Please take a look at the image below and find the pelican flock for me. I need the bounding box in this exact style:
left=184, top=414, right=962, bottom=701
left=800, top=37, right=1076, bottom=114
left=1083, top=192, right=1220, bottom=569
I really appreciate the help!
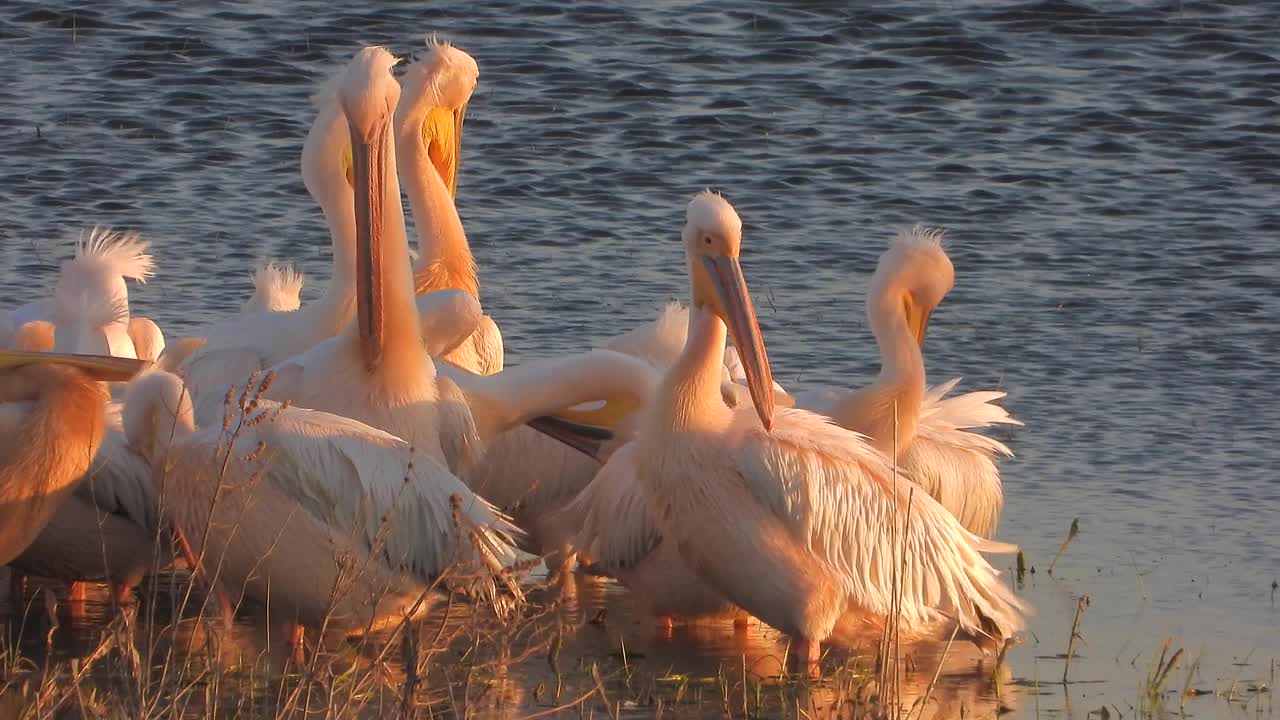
left=0, top=35, right=1027, bottom=675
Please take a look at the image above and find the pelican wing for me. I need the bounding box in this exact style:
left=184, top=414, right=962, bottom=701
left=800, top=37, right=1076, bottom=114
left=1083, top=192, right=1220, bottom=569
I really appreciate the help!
left=918, top=378, right=1021, bottom=455
left=907, top=379, right=1021, bottom=538
left=416, top=289, right=482, bottom=358
left=80, top=406, right=160, bottom=531
left=729, top=408, right=1026, bottom=640
left=442, top=315, right=504, bottom=375
left=183, top=347, right=270, bottom=427
left=434, top=375, right=484, bottom=475
left=238, top=406, right=520, bottom=583
left=565, top=443, right=660, bottom=573
left=603, top=302, right=690, bottom=370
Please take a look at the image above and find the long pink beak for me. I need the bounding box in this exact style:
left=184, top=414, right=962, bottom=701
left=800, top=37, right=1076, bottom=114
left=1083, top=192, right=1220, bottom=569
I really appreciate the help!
left=702, top=255, right=775, bottom=431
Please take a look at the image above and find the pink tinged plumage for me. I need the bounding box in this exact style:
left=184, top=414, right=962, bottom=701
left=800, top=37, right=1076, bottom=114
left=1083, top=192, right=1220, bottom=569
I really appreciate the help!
left=634, top=193, right=1029, bottom=668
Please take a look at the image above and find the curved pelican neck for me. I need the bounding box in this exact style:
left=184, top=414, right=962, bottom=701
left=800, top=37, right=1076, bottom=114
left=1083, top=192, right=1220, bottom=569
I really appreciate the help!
left=830, top=294, right=925, bottom=454
left=394, top=89, right=478, bottom=299
left=451, top=351, right=657, bottom=440
left=652, top=304, right=730, bottom=433
left=301, top=104, right=359, bottom=329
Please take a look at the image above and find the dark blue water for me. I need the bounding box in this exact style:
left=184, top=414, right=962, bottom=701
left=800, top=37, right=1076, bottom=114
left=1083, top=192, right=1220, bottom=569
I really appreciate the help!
left=1, top=1, right=1277, bottom=716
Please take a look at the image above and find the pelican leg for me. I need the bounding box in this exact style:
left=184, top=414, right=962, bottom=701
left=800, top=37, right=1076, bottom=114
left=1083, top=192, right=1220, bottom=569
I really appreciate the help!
left=789, top=636, right=821, bottom=677
left=550, top=547, right=576, bottom=588
left=174, top=527, right=233, bottom=628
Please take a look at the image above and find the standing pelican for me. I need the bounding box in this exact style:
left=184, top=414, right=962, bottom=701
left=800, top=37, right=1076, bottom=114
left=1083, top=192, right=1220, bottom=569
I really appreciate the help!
left=176, top=73, right=360, bottom=401
left=462, top=300, right=793, bottom=562
left=626, top=192, right=1025, bottom=667
left=241, top=261, right=305, bottom=315
left=793, top=227, right=1021, bottom=537
left=0, top=351, right=147, bottom=566
left=264, top=47, right=653, bottom=483
left=397, top=39, right=503, bottom=375
left=123, top=367, right=520, bottom=648
left=1, top=229, right=163, bottom=360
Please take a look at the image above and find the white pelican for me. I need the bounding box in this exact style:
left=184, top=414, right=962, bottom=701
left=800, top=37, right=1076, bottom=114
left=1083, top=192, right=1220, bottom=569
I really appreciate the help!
left=624, top=192, right=1026, bottom=667
left=241, top=261, right=304, bottom=315
left=462, top=301, right=794, bottom=563
left=397, top=39, right=503, bottom=375
left=1, top=229, right=163, bottom=361
left=258, top=47, right=641, bottom=475
left=793, top=227, right=1021, bottom=537
left=122, top=367, right=520, bottom=644
left=175, top=72, right=360, bottom=399
left=0, top=351, right=147, bottom=566
left=5, top=300, right=166, bottom=603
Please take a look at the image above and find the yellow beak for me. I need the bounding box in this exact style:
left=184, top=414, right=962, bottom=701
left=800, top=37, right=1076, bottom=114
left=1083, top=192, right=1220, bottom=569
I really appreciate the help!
left=0, top=350, right=148, bottom=382
left=421, top=102, right=467, bottom=198
left=350, top=120, right=390, bottom=372
left=703, top=256, right=775, bottom=431
left=904, top=295, right=932, bottom=348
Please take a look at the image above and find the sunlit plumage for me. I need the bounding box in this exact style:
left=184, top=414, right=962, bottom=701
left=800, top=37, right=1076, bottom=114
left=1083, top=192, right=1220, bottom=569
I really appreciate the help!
left=398, top=39, right=503, bottom=375
left=241, top=261, right=305, bottom=315
left=625, top=193, right=1027, bottom=666
left=2, top=228, right=164, bottom=361
left=0, top=352, right=146, bottom=566
left=123, top=367, right=519, bottom=633
left=176, top=76, right=360, bottom=403
left=10, top=401, right=164, bottom=603
left=793, top=227, right=1021, bottom=537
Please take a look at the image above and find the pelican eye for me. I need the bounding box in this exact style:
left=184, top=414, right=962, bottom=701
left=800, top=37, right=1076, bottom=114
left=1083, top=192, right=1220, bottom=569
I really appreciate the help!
left=703, top=235, right=713, bottom=245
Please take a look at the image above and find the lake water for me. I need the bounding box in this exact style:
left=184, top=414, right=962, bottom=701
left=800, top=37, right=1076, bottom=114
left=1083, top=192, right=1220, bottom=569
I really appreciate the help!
left=1, top=0, right=1278, bottom=717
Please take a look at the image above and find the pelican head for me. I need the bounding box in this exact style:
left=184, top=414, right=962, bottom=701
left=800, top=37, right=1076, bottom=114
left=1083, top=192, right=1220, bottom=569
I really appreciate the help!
left=683, top=191, right=775, bottom=431
left=339, top=47, right=403, bottom=371
left=869, top=226, right=955, bottom=347
left=400, top=38, right=479, bottom=197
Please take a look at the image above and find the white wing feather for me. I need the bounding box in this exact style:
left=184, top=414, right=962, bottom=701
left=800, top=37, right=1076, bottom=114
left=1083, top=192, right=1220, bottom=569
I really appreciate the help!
left=220, top=404, right=520, bottom=582
left=729, top=408, right=1026, bottom=640
left=565, top=443, right=660, bottom=573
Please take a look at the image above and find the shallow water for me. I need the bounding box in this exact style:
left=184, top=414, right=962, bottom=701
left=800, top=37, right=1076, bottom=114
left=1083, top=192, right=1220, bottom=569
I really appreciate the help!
left=1, top=0, right=1278, bottom=716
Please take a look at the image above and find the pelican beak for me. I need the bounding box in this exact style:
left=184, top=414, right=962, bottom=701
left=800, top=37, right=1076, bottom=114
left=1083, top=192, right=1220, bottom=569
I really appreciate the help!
left=0, top=350, right=148, bottom=382
left=904, top=295, right=932, bottom=348
left=526, top=416, right=614, bottom=461
left=526, top=393, right=642, bottom=461
left=351, top=116, right=391, bottom=372
left=451, top=102, right=466, bottom=197
left=422, top=102, right=466, bottom=198
left=703, top=256, right=775, bottom=431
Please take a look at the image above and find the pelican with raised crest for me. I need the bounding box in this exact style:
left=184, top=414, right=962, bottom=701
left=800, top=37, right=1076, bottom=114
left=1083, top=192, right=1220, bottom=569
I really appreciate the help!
left=793, top=227, right=1021, bottom=537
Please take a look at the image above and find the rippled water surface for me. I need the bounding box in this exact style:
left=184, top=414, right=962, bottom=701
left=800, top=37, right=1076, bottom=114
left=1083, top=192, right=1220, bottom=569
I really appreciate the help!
left=1, top=0, right=1278, bottom=717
